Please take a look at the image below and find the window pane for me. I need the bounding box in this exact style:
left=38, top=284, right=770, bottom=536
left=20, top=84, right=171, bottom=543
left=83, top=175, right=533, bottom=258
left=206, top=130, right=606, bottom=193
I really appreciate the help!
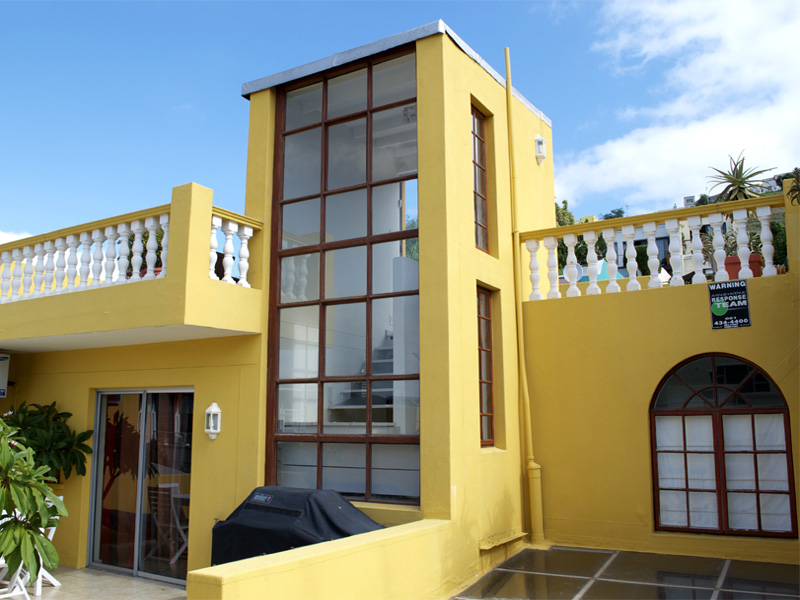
left=285, top=83, right=322, bottom=130
left=688, top=492, right=718, bottom=528
left=371, top=444, right=419, bottom=500
left=372, top=180, right=418, bottom=236
left=328, top=118, right=366, bottom=190
left=481, top=416, right=494, bottom=442
left=282, top=198, right=320, bottom=249
left=276, top=442, right=317, bottom=488
left=760, top=494, right=792, bottom=532
left=279, top=306, right=319, bottom=379
left=277, top=384, right=317, bottom=433
left=685, top=416, right=713, bottom=451
left=658, top=453, right=685, bottom=488
left=754, top=414, right=786, bottom=450
left=675, top=357, right=714, bottom=390
left=284, top=127, right=321, bottom=200
left=322, top=443, right=365, bottom=497
left=324, top=246, right=366, bottom=298
left=280, top=253, right=320, bottom=303
left=740, top=373, right=782, bottom=406
left=727, top=492, right=758, bottom=529
left=324, top=381, right=366, bottom=435
left=372, top=104, right=417, bottom=182
left=655, top=416, right=683, bottom=451
left=687, top=454, right=716, bottom=490
left=325, top=189, right=367, bottom=242
left=725, top=454, right=755, bottom=490
left=372, top=240, right=419, bottom=295
left=372, top=380, right=419, bottom=436
left=480, top=382, right=493, bottom=413
left=328, top=69, right=367, bottom=119
left=714, top=357, right=753, bottom=387
left=372, top=54, right=415, bottom=107
left=325, top=302, right=366, bottom=376
left=654, top=378, right=693, bottom=410
left=478, top=318, right=491, bottom=349
left=757, top=455, right=789, bottom=491
left=659, top=490, right=687, bottom=526
left=723, top=415, right=753, bottom=451
left=371, top=296, right=419, bottom=376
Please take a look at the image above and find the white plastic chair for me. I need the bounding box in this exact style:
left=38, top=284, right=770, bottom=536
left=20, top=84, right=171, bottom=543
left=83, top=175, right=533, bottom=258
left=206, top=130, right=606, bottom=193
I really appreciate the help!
left=31, top=496, right=62, bottom=597
left=0, top=562, right=31, bottom=600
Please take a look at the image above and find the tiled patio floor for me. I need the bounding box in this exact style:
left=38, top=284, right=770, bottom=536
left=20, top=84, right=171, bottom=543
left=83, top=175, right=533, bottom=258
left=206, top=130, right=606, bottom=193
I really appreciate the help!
left=36, top=566, right=185, bottom=600
left=454, top=547, right=800, bottom=600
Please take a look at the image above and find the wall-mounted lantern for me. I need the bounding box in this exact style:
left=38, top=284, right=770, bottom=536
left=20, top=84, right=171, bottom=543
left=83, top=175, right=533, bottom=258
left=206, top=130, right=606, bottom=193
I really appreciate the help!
left=205, top=402, right=222, bottom=439
left=535, top=135, right=547, bottom=164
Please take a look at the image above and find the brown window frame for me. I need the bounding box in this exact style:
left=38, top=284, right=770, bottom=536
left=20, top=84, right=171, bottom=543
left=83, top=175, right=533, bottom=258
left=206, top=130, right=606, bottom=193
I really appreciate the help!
left=477, top=287, right=494, bottom=445
left=267, top=48, right=420, bottom=505
left=472, top=107, right=489, bottom=252
left=650, top=354, right=797, bottom=538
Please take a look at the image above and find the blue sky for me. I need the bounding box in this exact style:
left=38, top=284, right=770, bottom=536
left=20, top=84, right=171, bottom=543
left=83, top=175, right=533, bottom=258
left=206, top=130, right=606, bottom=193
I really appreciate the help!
left=1, top=0, right=798, bottom=242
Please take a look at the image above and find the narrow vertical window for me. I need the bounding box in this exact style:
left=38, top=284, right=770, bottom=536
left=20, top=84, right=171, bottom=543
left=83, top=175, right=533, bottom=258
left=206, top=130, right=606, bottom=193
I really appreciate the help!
left=477, top=287, right=494, bottom=445
left=472, top=107, right=488, bottom=251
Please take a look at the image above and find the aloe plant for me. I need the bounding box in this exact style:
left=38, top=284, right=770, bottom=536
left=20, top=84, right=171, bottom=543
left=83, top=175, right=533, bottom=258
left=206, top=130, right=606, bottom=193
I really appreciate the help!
left=0, top=421, right=67, bottom=582
left=708, top=153, right=775, bottom=202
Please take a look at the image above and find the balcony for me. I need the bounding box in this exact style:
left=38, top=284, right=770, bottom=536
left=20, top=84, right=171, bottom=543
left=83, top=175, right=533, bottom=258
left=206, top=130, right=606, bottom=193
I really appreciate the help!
left=0, top=183, right=264, bottom=353
left=520, top=191, right=792, bottom=301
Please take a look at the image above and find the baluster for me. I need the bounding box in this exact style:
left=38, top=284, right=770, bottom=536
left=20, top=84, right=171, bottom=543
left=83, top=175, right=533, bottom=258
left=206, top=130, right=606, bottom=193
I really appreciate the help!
left=525, top=239, right=543, bottom=301
left=237, top=225, right=253, bottom=288
left=143, top=217, right=159, bottom=280
left=78, top=232, right=92, bottom=289
left=220, top=220, right=238, bottom=284
left=104, top=226, right=118, bottom=285
left=756, top=206, right=776, bottom=276
left=0, top=252, right=11, bottom=303
left=295, top=254, right=309, bottom=301
left=282, top=256, right=296, bottom=301
left=707, top=213, right=728, bottom=281
left=621, top=225, right=640, bottom=291
left=90, top=230, right=104, bottom=287
left=33, top=243, right=45, bottom=297
left=55, top=238, right=67, bottom=293
left=158, top=214, right=169, bottom=278
left=642, top=222, right=662, bottom=289
left=584, top=231, right=600, bottom=295
left=685, top=216, right=705, bottom=283
left=602, top=228, right=620, bottom=294
left=130, top=220, right=145, bottom=281
left=210, top=216, right=222, bottom=279
left=563, top=233, right=580, bottom=297
left=117, top=224, right=131, bottom=284
left=732, top=208, right=752, bottom=279
left=543, top=236, right=561, bottom=299
left=665, top=219, right=684, bottom=286
left=43, top=241, right=56, bottom=294
left=11, top=249, right=22, bottom=301
left=66, top=234, right=80, bottom=290
left=22, top=246, right=34, bottom=298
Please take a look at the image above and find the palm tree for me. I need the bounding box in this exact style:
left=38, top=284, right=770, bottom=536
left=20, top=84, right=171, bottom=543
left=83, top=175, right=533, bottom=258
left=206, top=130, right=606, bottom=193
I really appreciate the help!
left=708, top=153, right=774, bottom=202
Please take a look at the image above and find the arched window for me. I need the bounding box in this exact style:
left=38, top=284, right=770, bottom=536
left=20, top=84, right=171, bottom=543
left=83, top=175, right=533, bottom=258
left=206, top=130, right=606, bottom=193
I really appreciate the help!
left=651, top=354, right=797, bottom=537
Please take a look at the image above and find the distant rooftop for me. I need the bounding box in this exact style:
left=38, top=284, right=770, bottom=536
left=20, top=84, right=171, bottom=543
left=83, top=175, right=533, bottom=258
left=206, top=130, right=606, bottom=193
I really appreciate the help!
left=241, top=19, right=550, bottom=126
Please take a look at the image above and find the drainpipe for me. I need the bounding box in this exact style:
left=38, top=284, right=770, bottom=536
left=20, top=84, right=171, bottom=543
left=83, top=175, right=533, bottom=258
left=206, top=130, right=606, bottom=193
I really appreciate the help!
left=505, top=48, right=547, bottom=547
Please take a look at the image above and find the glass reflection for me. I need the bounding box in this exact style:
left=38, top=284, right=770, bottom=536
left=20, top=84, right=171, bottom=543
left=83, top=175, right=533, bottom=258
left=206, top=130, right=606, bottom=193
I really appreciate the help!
left=372, top=239, right=418, bottom=295
left=280, top=253, right=319, bottom=303
left=372, top=179, right=418, bottom=235
left=326, top=189, right=367, bottom=242
left=372, top=104, right=417, bottom=182
left=277, top=384, right=318, bottom=433
left=277, top=442, right=317, bottom=489
left=324, top=246, right=366, bottom=298
left=285, top=83, right=322, bottom=130
left=371, top=444, right=419, bottom=500
left=372, top=54, right=416, bottom=108
left=279, top=306, right=319, bottom=379
left=324, top=381, right=367, bottom=434
left=372, top=381, right=420, bottom=436
left=371, top=296, right=419, bottom=376
left=328, top=118, right=366, bottom=190
left=284, top=128, right=321, bottom=200
left=325, top=302, right=366, bottom=376
left=322, top=443, right=365, bottom=497
left=328, top=69, right=367, bottom=119
left=282, top=199, right=320, bottom=249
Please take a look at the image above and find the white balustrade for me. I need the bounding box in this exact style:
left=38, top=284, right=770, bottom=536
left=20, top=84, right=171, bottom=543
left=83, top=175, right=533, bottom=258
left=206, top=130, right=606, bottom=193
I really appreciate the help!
left=521, top=198, right=784, bottom=302
left=208, top=213, right=260, bottom=288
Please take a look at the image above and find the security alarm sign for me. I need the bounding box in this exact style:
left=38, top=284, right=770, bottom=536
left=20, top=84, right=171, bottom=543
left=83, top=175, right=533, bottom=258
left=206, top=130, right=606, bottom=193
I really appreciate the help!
left=0, top=354, right=9, bottom=398
left=709, top=280, right=751, bottom=330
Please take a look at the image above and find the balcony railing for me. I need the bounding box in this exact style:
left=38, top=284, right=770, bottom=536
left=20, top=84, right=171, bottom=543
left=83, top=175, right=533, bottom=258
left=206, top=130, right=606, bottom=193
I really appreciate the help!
left=0, top=203, right=259, bottom=303
left=520, top=194, right=788, bottom=301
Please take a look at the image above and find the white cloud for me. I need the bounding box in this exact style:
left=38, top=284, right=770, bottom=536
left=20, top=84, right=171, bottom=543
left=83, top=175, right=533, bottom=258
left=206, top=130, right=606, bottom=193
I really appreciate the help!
left=556, top=0, right=800, bottom=215
left=0, top=231, right=32, bottom=246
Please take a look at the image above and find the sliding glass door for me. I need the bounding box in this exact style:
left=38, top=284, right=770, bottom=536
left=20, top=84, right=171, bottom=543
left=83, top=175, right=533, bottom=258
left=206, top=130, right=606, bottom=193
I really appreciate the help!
left=91, top=390, right=193, bottom=582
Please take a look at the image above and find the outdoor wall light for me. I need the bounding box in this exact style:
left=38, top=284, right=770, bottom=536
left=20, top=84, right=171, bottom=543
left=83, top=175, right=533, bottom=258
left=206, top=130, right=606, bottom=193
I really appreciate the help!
left=205, top=402, right=222, bottom=440
left=535, top=135, right=547, bottom=164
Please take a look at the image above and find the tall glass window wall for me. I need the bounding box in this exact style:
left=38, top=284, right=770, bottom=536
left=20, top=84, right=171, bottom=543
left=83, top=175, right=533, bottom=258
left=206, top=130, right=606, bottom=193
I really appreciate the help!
left=271, top=51, right=420, bottom=503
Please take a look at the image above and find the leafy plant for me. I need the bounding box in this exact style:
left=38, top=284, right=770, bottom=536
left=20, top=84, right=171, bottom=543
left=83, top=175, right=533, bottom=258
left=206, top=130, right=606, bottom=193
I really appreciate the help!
left=708, top=153, right=775, bottom=202
left=3, top=402, right=93, bottom=480
left=784, top=167, right=800, bottom=206
left=0, top=420, right=67, bottom=582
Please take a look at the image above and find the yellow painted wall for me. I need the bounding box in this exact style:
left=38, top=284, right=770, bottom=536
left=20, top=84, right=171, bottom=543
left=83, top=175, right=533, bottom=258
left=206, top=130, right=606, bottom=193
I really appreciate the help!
left=524, top=266, right=799, bottom=564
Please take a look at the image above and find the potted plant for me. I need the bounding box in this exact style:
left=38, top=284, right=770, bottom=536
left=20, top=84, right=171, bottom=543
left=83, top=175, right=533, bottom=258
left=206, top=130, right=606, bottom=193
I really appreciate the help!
left=2, top=402, right=93, bottom=482
left=0, top=420, right=67, bottom=583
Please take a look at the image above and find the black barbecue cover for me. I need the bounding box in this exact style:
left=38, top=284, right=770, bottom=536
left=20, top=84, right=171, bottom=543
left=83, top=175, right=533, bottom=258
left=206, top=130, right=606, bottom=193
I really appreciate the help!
left=211, top=486, right=384, bottom=565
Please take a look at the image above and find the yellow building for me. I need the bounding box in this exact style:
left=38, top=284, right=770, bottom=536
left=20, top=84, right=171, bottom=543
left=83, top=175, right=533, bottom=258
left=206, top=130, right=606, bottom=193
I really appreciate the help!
left=0, top=21, right=796, bottom=599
